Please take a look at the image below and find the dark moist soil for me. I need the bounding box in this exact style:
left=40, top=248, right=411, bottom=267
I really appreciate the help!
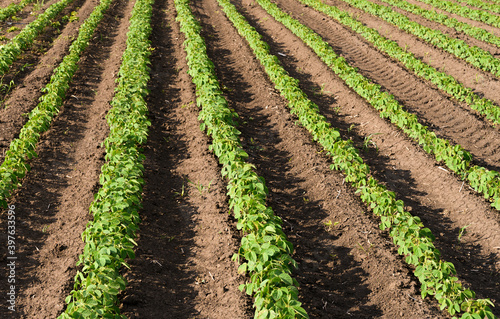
left=1, top=0, right=500, bottom=318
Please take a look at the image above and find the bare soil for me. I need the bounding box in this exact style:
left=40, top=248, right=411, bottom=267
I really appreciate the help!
left=1, top=0, right=500, bottom=318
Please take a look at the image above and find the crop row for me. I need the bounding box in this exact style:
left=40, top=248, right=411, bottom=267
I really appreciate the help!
left=454, top=0, right=500, bottom=15
left=0, top=0, right=109, bottom=211
left=378, top=0, right=500, bottom=49
left=218, top=0, right=496, bottom=317
left=0, top=0, right=35, bottom=21
left=175, top=0, right=310, bottom=318
left=0, top=0, right=75, bottom=75
left=415, top=0, right=500, bottom=29
left=337, top=0, right=500, bottom=78
left=285, top=0, right=500, bottom=215
left=58, top=0, right=153, bottom=317
left=294, top=0, right=500, bottom=127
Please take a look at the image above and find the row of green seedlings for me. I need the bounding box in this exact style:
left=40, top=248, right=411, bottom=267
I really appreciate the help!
left=337, top=0, right=500, bottom=78
left=58, top=0, right=153, bottom=317
left=296, top=0, right=500, bottom=127
left=0, top=0, right=35, bottom=21
left=219, top=0, right=496, bottom=317
left=453, top=0, right=500, bottom=15
left=0, top=0, right=74, bottom=75
left=405, top=0, right=500, bottom=29
left=378, top=0, right=500, bottom=49
left=174, top=0, right=308, bottom=318
left=0, top=0, right=111, bottom=211
left=279, top=0, right=500, bottom=213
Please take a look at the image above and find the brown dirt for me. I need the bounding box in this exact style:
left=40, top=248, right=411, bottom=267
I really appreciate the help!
left=1, top=0, right=500, bottom=318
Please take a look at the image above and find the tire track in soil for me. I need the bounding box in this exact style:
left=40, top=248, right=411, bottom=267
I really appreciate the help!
left=368, top=0, right=500, bottom=56
left=322, top=0, right=500, bottom=107
left=193, top=0, right=446, bottom=317
left=0, top=0, right=99, bottom=159
left=234, top=0, right=500, bottom=313
left=275, top=1, right=500, bottom=181
left=0, top=0, right=132, bottom=317
left=118, top=1, right=251, bottom=318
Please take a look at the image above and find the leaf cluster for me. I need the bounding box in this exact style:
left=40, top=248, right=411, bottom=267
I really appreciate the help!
left=229, top=0, right=496, bottom=317
left=175, top=1, right=307, bottom=318
left=58, top=0, right=153, bottom=317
